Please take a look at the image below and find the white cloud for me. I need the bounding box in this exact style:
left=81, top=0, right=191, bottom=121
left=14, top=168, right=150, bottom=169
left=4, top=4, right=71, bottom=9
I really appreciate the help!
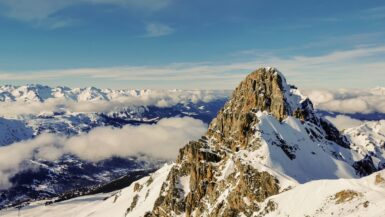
left=0, top=45, right=384, bottom=89
left=144, top=22, right=174, bottom=37
left=0, top=117, right=207, bottom=188
left=0, top=0, right=72, bottom=22
left=304, top=87, right=385, bottom=114
left=325, top=115, right=364, bottom=131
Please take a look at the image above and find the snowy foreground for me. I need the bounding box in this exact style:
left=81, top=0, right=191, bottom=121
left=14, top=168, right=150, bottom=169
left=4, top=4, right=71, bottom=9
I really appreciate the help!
left=258, top=170, right=385, bottom=217
left=2, top=167, right=385, bottom=217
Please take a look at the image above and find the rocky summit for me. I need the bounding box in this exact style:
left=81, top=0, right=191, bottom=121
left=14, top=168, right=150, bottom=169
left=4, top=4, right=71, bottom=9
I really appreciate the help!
left=3, top=67, right=385, bottom=217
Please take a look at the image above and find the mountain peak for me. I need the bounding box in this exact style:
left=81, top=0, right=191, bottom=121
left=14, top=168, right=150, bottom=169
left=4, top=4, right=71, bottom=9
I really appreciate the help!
left=207, top=67, right=315, bottom=151
left=232, top=67, right=294, bottom=120
left=229, top=67, right=315, bottom=121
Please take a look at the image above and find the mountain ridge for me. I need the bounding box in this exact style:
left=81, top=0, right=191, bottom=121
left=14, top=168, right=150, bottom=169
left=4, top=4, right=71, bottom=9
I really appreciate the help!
left=0, top=84, right=229, bottom=103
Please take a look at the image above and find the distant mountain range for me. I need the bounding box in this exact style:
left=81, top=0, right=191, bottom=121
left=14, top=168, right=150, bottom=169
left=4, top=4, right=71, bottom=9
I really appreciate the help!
left=0, top=84, right=229, bottom=103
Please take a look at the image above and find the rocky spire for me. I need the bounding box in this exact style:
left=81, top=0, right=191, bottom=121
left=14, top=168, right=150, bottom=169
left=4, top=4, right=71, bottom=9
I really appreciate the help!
left=145, top=68, right=310, bottom=216
left=207, top=67, right=319, bottom=151
left=223, top=67, right=298, bottom=119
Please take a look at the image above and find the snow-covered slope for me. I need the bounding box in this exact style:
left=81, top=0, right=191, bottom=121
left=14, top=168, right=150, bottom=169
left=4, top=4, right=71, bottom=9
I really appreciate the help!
left=1, top=165, right=173, bottom=217
left=245, top=112, right=358, bottom=183
left=4, top=168, right=385, bottom=217
left=257, top=170, right=385, bottom=217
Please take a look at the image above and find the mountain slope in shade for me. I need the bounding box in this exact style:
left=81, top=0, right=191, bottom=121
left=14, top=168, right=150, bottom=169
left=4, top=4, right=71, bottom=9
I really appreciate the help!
left=0, top=118, right=33, bottom=146
left=2, top=67, right=384, bottom=217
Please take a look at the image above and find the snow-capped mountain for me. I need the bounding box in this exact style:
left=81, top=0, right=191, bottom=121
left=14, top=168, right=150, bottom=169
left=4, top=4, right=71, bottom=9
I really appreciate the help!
left=344, top=120, right=385, bottom=171
left=0, top=84, right=228, bottom=104
left=3, top=67, right=384, bottom=217
left=0, top=86, right=229, bottom=208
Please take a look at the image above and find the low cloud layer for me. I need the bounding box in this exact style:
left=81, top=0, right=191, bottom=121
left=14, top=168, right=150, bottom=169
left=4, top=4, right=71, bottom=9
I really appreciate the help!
left=304, top=87, right=385, bottom=114
left=0, top=117, right=206, bottom=189
left=325, top=115, right=364, bottom=130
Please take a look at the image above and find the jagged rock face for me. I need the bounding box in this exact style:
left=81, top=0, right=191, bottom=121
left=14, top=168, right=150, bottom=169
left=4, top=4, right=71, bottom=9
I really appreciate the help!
left=207, top=68, right=289, bottom=151
left=222, top=68, right=288, bottom=121
left=353, top=155, right=377, bottom=176
left=148, top=69, right=292, bottom=217
left=151, top=140, right=280, bottom=217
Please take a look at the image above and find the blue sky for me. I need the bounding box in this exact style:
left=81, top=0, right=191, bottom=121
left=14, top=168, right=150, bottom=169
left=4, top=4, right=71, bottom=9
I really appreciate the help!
left=0, top=0, right=384, bottom=89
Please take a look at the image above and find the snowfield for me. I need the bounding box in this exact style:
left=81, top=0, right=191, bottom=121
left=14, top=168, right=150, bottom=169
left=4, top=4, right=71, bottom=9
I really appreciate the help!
left=257, top=170, right=385, bottom=217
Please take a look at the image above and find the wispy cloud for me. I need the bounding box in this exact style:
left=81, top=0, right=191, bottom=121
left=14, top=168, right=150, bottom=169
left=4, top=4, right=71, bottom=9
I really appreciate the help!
left=0, top=0, right=173, bottom=28
left=325, top=115, right=364, bottom=130
left=0, top=45, right=384, bottom=89
left=359, top=6, right=385, bottom=20
left=314, top=5, right=385, bottom=24
left=144, top=22, right=174, bottom=37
